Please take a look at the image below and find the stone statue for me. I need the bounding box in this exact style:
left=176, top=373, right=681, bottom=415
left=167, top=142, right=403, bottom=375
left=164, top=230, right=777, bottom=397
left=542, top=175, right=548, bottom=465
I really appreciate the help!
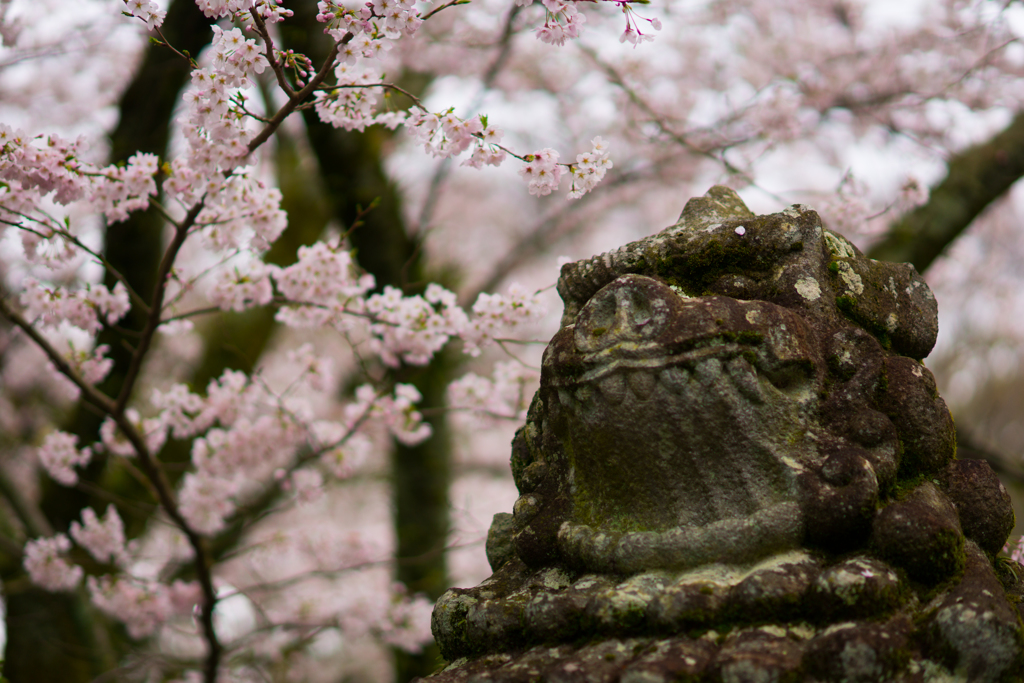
left=418, top=187, right=1024, bottom=682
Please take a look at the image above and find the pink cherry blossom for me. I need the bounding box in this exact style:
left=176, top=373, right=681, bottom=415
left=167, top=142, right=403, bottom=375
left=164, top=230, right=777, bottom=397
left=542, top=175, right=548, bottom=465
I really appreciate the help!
left=461, top=283, right=546, bottom=356
left=289, top=468, right=324, bottom=504
left=178, top=471, right=239, bottom=536
left=448, top=361, right=538, bottom=422
left=24, top=534, right=83, bottom=591
left=124, top=0, right=166, bottom=28
left=99, top=410, right=166, bottom=458
left=151, top=383, right=205, bottom=439
left=20, top=279, right=130, bottom=334
left=87, top=575, right=175, bottom=638
left=210, top=261, right=276, bottom=312
left=567, top=136, right=613, bottom=199
left=37, top=431, right=92, bottom=486
left=519, top=149, right=563, bottom=197
left=70, top=506, right=128, bottom=566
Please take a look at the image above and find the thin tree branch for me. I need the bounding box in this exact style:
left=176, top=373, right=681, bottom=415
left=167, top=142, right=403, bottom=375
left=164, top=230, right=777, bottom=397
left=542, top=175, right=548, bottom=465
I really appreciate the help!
left=244, top=37, right=347, bottom=157
left=0, top=285, right=222, bottom=681
left=249, top=8, right=294, bottom=97
left=115, top=200, right=204, bottom=413
left=0, top=209, right=152, bottom=315
left=420, top=0, right=469, bottom=21
left=0, top=296, right=118, bottom=416
left=108, top=409, right=222, bottom=683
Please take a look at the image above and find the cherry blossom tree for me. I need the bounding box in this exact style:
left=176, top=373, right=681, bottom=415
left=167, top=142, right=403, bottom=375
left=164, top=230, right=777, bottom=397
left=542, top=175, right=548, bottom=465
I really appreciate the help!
left=3, top=0, right=1024, bottom=682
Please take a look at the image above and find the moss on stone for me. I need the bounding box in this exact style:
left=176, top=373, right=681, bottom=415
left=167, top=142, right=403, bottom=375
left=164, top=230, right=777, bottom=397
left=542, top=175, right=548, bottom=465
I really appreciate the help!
left=423, top=187, right=1022, bottom=683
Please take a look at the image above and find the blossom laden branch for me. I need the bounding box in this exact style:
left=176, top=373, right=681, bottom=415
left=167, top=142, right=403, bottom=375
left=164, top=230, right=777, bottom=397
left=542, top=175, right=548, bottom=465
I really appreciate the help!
left=419, top=0, right=471, bottom=21
left=247, top=5, right=295, bottom=97
left=2, top=280, right=224, bottom=682
left=2, top=288, right=223, bottom=680
left=0, top=293, right=119, bottom=416
left=115, top=199, right=204, bottom=414
left=2, top=208, right=152, bottom=315
left=244, top=40, right=343, bottom=157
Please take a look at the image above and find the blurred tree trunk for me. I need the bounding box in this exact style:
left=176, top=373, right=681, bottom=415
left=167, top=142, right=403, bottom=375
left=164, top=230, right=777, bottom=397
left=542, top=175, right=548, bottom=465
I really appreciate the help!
left=1, top=3, right=212, bottom=681
left=278, top=4, right=450, bottom=681
left=868, top=111, right=1024, bottom=273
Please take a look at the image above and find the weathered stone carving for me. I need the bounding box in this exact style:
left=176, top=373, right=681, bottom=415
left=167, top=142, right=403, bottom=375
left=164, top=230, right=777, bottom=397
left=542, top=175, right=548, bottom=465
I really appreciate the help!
left=419, top=187, right=1024, bottom=682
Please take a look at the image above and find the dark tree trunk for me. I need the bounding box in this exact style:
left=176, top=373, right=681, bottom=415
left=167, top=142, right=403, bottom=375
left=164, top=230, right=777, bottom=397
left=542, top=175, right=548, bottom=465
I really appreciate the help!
left=868, top=111, right=1024, bottom=273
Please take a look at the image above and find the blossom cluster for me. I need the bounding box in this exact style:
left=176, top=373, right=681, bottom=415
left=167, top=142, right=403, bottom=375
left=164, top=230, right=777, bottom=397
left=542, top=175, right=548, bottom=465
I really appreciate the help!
left=71, top=505, right=129, bottom=565
left=195, top=175, right=287, bottom=252
left=346, top=382, right=432, bottom=446
left=0, top=132, right=160, bottom=238
left=62, top=342, right=115, bottom=388
left=567, top=137, right=613, bottom=199
left=315, top=63, right=391, bottom=132
left=516, top=0, right=660, bottom=47
left=24, top=364, right=437, bottom=644
left=406, top=109, right=507, bottom=168
left=525, top=0, right=587, bottom=47
left=519, top=137, right=614, bottom=199
left=365, top=284, right=467, bottom=366
left=195, top=0, right=257, bottom=20
left=448, top=361, right=539, bottom=421
left=35, top=417, right=164, bottom=486
left=37, top=431, right=93, bottom=486
left=461, top=283, right=546, bottom=355
left=241, top=0, right=294, bottom=26
left=272, top=241, right=375, bottom=327
left=122, top=0, right=167, bottom=33
left=617, top=3, right=661, bottom=46
left=171, top=25, right=269, bottom=182
left=22, top=248, right=544, bottom=499
left=310, top=0, right=422, bottom=135
left=89, top=575, right=202, bottom=639
left=210, top=260, right=276, bottom=312
left=269, top=241, right=545, bottom=364
left=20, top=277, right=129, bottom=332
left=366, top=279, right=544, bottom=363
left=0, top=126, right=89, bottom=205
left=518, top=148, right=563, bottom=197
left=99, top=409, right=167, bottom=457
left=317, top=0, right=423, bottom=42
left=24, top=504, right=200, bottom=639
left=23, top=534, right=83, bottom=591
left=154, top=368, right=432, bottom=534
left=93, top=152, right=161, bottom=222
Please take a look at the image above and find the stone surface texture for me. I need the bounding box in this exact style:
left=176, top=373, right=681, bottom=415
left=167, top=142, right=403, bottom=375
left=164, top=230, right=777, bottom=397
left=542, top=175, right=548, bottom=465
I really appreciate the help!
left=417, top=187, right=1024, bottom=683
